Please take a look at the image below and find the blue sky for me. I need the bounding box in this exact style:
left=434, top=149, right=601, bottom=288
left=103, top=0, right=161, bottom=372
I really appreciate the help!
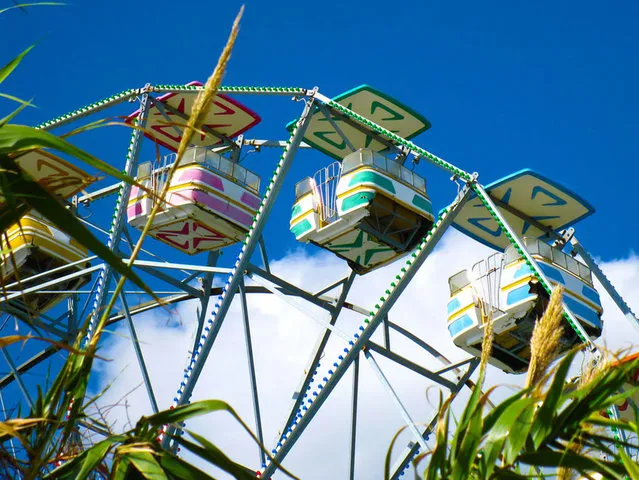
left=3, top=2, right=639, bottom=477
left=4, top=0, right=639, bottom=260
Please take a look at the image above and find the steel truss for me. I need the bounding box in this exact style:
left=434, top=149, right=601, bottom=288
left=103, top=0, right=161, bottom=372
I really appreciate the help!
left=0, top=83, right=635, bottom=479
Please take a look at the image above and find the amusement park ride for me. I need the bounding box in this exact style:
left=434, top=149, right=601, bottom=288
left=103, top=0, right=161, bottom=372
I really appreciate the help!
left=0, top=81, right=637, bottom=478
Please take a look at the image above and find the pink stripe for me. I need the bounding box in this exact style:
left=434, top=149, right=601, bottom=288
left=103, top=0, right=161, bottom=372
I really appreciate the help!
left=127, top=203, right=143, bottom=219
left=130, top=186, right=140, bottom=196
left=169, top=188, right=252, bottom=227
left=176, top=169, right=225, bottom=191
left=241, top=191, right=260, bottom=209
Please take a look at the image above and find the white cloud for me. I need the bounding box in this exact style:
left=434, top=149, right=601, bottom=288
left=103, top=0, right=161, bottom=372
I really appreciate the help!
left=91, top=231, right=639, bottom=479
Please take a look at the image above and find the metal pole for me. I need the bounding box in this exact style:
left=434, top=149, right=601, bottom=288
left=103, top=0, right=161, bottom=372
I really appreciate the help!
left=36, top=89, right=138, bottom=130
left=364, top=349, right=429, bottom=452
left=2, top=349, right=33, bottom=409
left=388, top=359, right=479, bottom=479
left=191, top=251, right=219, bottom=359
left=349, top=354, right=359, bottom=480
left=84, top=87, right=151, bottom=344
left=276, top=271, right=357, bottom=441
left=258, top=237, right=270, bottom=274
left=150, top=85, right=310, bottom=97
left=119, top=292, right=159, bottom=414
left=239, top=279, right=266, bottom=467
left=383, top=314, right=391, bottom=350
left=260, top=187, right=472, bottom=478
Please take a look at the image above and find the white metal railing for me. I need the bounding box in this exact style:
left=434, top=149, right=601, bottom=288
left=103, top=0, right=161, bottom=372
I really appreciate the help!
left=504, top=237, right=593, bottom=285
left=342, top=149, right=427, bottom=194
left=313, top=162, right=342, bottom=223
left=136, top=146, right=260, bottom=195
left=471, top=253, right=504, bottom=314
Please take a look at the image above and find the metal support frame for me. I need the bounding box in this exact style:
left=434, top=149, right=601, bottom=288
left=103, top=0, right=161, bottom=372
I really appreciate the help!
left=119, top=292, right=159, bottom=413
left=275, top=271, right=357, bottom=442
left=0, top=281, right=372, bottom=391
left=349, top=354, right=359, bottom=480
left=84, top=88, right=151, bottom=343
left=0, top=265, right=102, bottom=303
left=191, top=251, right=219, bottom=358
left=388, top=358, right=479, bottom=479
left=1, top=349, right=33, bottom=409
left=0, top=303, right=72, bottom=340
left=364, top=342, right=458, bottom=390
left=383, top=314, right=391, bottom=350
left=136, top=265, right=202, bottom=298
left=165, top=96, right=318, bottom=448
left=246, top=273, right=352, bottom=343
left=5, top=82, right=636, bottom=477
left=257, top=237, right=270, bottom=273
left=246, top=264, right=334, bottom=312
left=261, top=186, right=472, bottom=478
left=238, top=279, right=266, bottom=466
left=364, top=349, right=429, bottom=452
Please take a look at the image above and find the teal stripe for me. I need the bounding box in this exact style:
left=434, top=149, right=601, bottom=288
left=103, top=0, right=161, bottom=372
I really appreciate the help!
left=291, top=219, right=312, bottom=238
left=447, top=297, right=461, bottom=315
left=507, top=284, right=534, bottom=306
left=348, top=171, right=396, bottom=194
left=341, top=191, right=375, bottom=212
left=411, top=194, right=433, bottom=215
left=448, top=314, right=475, bottom=337
left=291, top=203, right=303, bottom=219
left=514, top=263, right=533, bottom=279
left=564, top=295, right=602, bottom=328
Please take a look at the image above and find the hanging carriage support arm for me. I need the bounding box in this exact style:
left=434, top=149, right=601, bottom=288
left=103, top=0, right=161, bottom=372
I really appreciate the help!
left=570, top=237, right=639, bottom=329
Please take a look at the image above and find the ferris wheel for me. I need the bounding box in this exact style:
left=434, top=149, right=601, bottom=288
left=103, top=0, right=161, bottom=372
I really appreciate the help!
left=1, top=81, right=637, bottom=478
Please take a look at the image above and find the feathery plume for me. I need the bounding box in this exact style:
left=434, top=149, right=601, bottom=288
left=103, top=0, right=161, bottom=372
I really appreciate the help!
left=90, top=6, right=245, bottom=346
left=478, top=300, right=494, bottom=386
left=526, top=286, right=565, bottom=389
left=176, top=6, right=244, bottom=162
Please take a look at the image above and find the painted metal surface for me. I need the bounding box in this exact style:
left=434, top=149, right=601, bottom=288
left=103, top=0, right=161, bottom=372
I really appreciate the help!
left=452, top=169, right=595, bottom=251
left=126, top=81, right=261, bottom=152
left=0, top=150, right=94, bottom=208
left=4, top=83, right=637, bottom=477
left=288, top=85, right=431, bottom=160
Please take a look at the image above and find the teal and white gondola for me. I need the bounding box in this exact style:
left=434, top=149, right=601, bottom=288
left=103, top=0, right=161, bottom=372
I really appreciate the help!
left=447, top=238, right=603, bottom=373
left=290, top=149, right=434, bottom=273
left=445, top=169, right=602, bottom=373
left=288, top=85, right=435, bottom=274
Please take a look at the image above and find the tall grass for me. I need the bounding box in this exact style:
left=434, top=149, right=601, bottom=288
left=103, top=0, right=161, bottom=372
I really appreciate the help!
left=0, top=5, right=297, bottom=479
left=392, top=287, right=639, bottom=480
